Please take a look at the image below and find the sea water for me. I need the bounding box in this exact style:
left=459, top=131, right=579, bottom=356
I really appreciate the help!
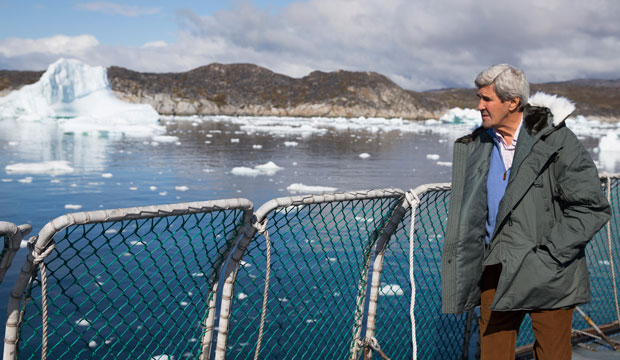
left=0, top=114, right=618, bottom=356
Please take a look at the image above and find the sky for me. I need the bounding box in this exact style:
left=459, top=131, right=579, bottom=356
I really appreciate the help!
left=0, top=0, right=619, bottom=90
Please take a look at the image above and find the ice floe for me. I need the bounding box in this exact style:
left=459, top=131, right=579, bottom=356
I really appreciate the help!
left=359, top=153, right=371, bottom=159
left=598, top=131, right=620, bottom=172
left=0, top=58, right=163, bottom=137
left=5, top=160, right=74, bottom=175
left=286, top=183, right=337, bottom=194
left=380, top=284, right=404, bottom=296
left=64, top=204, right=83, bottom=210
left=426, top=154, right=440, bottom=160
left=231, top=161, right=284, bottom=177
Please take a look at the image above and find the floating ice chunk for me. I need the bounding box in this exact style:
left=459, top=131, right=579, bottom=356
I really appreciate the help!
left=284, top=141, right=298, bottom=147
left=151, top=355, right=173, bottom=360
left=150, top=142, right=160, bottom=146
left=129, top=186, right=138, bottom=191
left=254, top=161, right=283, bottom=175
left=239, top=260, right=250, bottom=267
left=149, top=186, right=157, bottom=191
left=175, top=186, right=189, bottom=192
left=359, top=153, right=371, bottom=159
left=130, top=241, right=145, bottom=246
left=191, top=272, right=205, bottom=277
left=105, top=337, right=115, bottom=345
left=598, top=132, right=620, bottom=172
left=237, top=292, right=248, bottom=300
left=231, top=138, right=240, bottom=143
left=5, top=161, right=74, bottom=175
left=75, top=318, right=90, bottom=326
left=0, top=58, right=163, bottom=137
left=437, top=161, right=452, bottom=167
left=439, top=107, right=481, bottom=126
left=286, top=183, right=337, bottom=194
left=8, top=141, right=18, bottom=146
left=64, top=204, right=83, bottom=210
left=380, top=284, right=404, bottom=296
left=18, top=177, right=33, bottom=183
left=152, top=135, right=179, bottom=143
left=252, top=144, right=263, bottom=149
left=1, top=179, right=12, bottom=182
left=101, top=173, right=113, bottom=178
left=202, top=169, right=214, bottom=173
left=88, top=341, right=98, bottom=348
left=180, top=301, right=188, bottom=307
left=231, top=167, right=260, bottom=176
left=232, top=162, right=284, bottom=177
left=105, top=229, right=117, bottom=234
left=599, top=260, right=611, bottom=266
left=426, top=154, right=440, bottom=160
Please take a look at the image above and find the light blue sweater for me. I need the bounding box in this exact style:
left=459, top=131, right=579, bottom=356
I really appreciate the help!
left=485, top=131, right=510, bottom=245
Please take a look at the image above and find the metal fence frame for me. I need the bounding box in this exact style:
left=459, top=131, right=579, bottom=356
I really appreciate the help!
left=3, top=199, right=253, bottom=360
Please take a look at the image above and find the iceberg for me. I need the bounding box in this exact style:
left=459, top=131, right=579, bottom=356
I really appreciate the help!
left=0, top=58, right=163, bottom=137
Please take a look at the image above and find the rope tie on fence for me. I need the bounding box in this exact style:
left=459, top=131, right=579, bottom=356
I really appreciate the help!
left=605, top=175, right=620, bottom=325
left=359, top=336, right=391, bottom=360
left=253, top=218, right=271, bottom=360
left=406, top=190, right=421, bottom=360
left=28, top=236, right=56, bottom=360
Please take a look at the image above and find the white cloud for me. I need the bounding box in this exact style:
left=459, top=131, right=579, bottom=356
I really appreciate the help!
left=0, top=35, right=98, bottom=57
left=0, top=0, right=619, bottom=90
left=76, top=2, right=160, bottom=17
left=141, top=41, right=168, bottom=48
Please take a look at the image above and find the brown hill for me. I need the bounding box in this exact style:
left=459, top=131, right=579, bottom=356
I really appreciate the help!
left=106, top=64, right=441, bottom=118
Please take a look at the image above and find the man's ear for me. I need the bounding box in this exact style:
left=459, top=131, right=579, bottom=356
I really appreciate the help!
left=509, top=97, right=520, bottom=112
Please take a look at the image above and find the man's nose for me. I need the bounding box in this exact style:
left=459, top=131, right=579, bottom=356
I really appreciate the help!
left=477, top=100, right=485, bottom=111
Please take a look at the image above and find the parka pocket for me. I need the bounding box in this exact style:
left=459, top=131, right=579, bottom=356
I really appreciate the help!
left=535, top=244, right=564, bottom=271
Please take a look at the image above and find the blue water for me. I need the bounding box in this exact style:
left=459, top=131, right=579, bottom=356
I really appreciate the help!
left=0, top=116, right=614, bottom=357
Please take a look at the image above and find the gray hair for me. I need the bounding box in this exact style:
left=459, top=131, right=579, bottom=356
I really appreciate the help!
left=475, top=64, right=530, bottom=111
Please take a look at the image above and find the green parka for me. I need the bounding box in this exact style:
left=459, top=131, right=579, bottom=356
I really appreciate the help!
left=441, top=93, right=611, bottom=314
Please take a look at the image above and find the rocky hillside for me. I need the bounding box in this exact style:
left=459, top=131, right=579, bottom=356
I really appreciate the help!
left=1, top=64, right=619, bottom=120
left=106, top=64, right=442, bottom=119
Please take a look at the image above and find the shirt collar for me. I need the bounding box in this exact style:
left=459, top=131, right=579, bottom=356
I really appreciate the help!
left=489, top=116, right=523, bottom=148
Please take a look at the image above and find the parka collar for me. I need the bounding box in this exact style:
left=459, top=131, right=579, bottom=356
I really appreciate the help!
left=523, top=92, right=576, bottom=136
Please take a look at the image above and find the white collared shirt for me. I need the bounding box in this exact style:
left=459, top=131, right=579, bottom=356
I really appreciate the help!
left=492, top=118, right=523, bottom=171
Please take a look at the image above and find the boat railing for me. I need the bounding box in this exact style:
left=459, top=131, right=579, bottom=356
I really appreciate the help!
left=0, top=174, right=618, bottom=359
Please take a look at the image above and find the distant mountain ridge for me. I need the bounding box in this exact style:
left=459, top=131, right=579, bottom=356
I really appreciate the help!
left=1, top=64, right=619, bottom=120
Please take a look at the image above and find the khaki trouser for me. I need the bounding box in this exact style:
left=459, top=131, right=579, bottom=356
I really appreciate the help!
left=479, top=264, right=574, bottom=360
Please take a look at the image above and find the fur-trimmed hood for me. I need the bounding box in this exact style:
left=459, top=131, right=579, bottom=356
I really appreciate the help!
left=527, top=92, right=575, bottom=127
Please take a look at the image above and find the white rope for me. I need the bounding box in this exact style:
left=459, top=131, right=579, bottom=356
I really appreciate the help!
left=29, top=238, right=56, bottom=360
left=406, top=191, right=420, bottom=360
left=253, top=218, right=271, bottom=360
left=605, top=176, right=620, bottom=324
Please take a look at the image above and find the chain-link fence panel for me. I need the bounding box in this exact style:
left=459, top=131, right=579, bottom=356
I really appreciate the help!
left=6, top=199, right=252, bottom=360
left=374, top=185, right=467, bottom=359
left=222, top=189, right=404, bottom=360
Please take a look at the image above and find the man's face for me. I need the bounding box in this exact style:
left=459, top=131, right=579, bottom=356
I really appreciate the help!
left=477, top=84, right=514, bottom=129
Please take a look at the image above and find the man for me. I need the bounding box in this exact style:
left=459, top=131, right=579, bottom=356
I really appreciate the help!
left=441, top=64, right=611, bottom=359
